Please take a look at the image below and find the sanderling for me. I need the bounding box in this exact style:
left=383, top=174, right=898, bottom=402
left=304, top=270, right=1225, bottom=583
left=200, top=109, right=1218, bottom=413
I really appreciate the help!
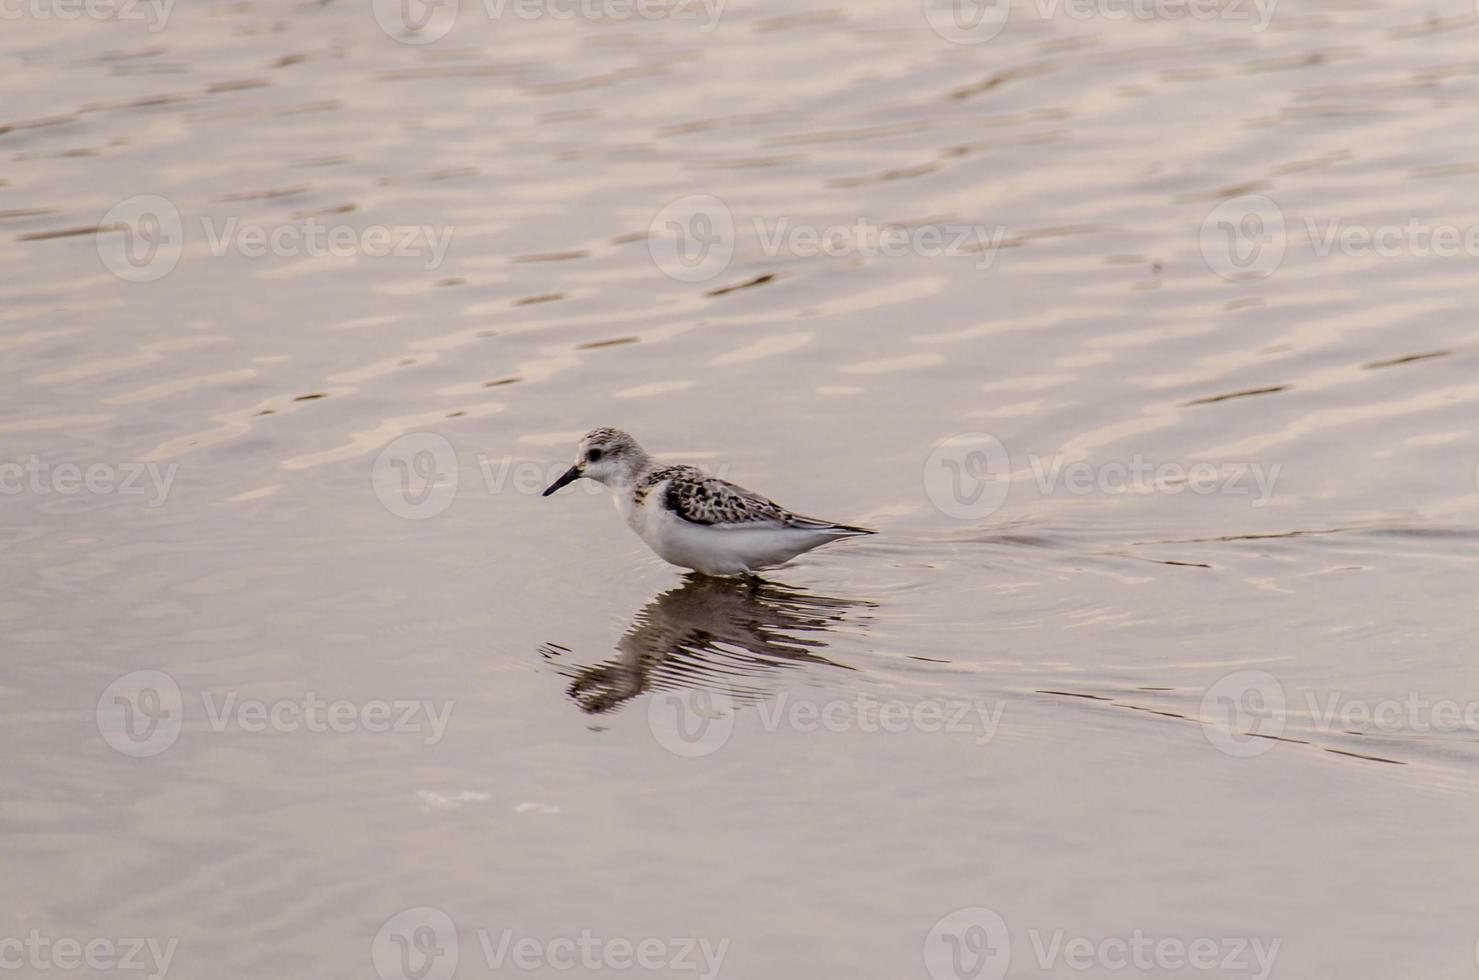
left=542, top=428, right=874, bottom=576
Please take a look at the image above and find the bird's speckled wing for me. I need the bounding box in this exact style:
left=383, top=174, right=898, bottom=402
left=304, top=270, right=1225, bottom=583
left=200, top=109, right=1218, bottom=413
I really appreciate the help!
left=642, top=465, right=795, bottom=527
left=637, top=465, right=873, bottom=536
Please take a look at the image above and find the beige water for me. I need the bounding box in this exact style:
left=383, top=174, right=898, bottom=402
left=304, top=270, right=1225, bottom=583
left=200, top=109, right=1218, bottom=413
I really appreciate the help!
left=4, top=0, right=1479, bottom=977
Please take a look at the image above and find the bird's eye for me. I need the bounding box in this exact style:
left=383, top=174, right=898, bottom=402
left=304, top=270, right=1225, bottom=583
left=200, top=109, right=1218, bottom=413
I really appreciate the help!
left=587, top=448, right=604, bottom=463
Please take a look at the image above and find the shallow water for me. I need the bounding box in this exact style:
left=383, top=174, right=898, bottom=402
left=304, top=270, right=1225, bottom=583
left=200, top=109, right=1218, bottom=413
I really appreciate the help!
left=4, top=0, right=1479, bottom=977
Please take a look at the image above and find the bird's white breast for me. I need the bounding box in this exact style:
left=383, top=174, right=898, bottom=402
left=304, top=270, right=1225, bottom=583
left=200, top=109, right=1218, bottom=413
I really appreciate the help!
left=615, top=478, right=835, bottom=575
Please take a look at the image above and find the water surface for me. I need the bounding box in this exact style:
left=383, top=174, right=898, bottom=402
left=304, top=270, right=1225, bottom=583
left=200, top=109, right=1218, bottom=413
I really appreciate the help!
left=4, top=1, right=1479, bottom=977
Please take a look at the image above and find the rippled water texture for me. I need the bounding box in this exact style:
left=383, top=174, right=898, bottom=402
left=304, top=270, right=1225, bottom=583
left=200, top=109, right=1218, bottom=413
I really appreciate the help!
left=4, top=1, right=1479, bottom=977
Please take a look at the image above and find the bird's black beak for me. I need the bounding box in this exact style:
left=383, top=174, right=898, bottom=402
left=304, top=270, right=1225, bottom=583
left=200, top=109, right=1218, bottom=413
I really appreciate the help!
left=542, top=465, right=582, bottom=497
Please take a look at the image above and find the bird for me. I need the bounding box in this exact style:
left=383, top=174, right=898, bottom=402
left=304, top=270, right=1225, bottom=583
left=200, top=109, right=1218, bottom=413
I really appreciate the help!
left=541, top=428, right=874, bottom=576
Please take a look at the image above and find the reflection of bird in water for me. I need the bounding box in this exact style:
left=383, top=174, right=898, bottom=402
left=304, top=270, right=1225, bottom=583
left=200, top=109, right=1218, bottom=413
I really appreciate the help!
left=540, top=574, right=873, bottom=715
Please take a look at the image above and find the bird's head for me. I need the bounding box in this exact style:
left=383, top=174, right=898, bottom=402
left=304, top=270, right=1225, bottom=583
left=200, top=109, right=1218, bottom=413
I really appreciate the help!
left=542, top=427, right=648, bottom=495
